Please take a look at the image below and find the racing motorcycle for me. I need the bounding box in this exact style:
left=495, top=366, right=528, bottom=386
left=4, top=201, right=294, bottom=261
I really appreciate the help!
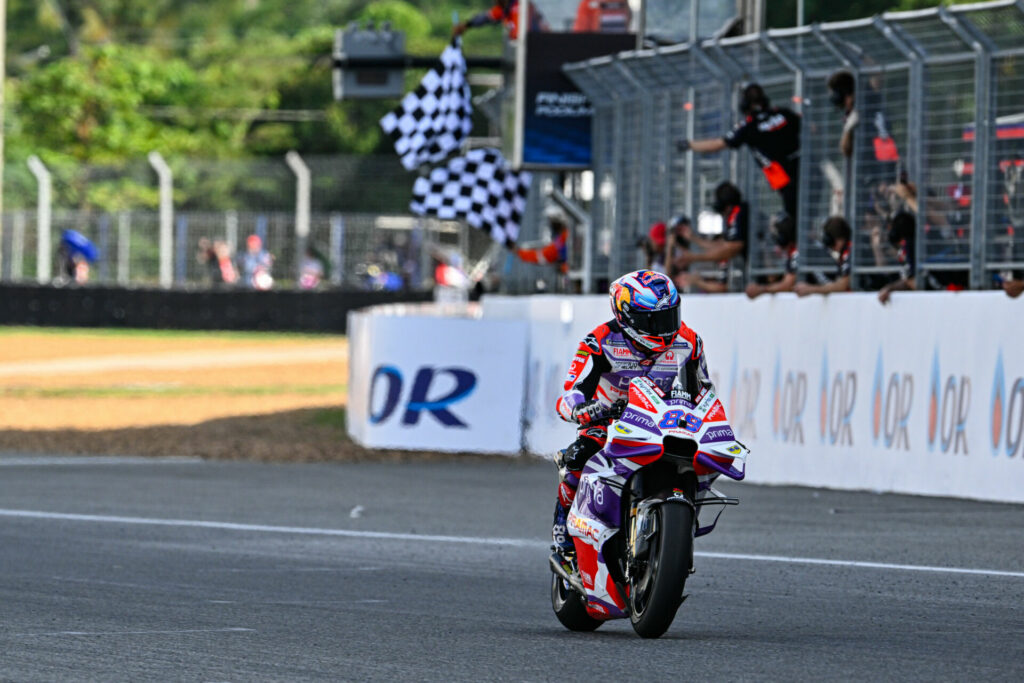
left=550, top=375, right=748, bottom=638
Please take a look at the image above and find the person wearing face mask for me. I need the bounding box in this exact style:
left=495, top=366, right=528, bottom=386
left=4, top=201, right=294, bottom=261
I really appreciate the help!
left=673, top=181, right=748, bottom=293
left=795, top=216, right=851, bottom=296
left=828, top=69, right=901, bottom=245
left=746, top=212, right=799, bottom=299
left=678, top=83, right=801, bottom=222
left=828, top=70, right=898, bottom=168
left=877, top=211, right=918, bottom=304
left=876, top=209, right=966, bottom=300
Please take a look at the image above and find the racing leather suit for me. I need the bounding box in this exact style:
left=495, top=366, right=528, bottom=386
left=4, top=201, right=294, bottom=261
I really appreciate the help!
left=553, top=318, right=713, bottom=516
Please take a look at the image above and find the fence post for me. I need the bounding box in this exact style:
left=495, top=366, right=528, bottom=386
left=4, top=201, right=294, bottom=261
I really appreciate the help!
left=147, top=151, right=173, bottom=288
left=98, top=213, right=110, bottom=282
left=329, top=213, right=344, bottom=285
left=940, top=6, right=995, bottom=290
left=117, top=211, right=130, bottom=285
left=175, top=214, right=188, bottom=284
left=285, top=151, right=311, bottom=286
left=225, top=210, right=238, bottom=254
left=255, top=214, right=268, bottom=245
left=27, top=155, right=52, bottom=284
left=875, top=17, right=925, bottom=289
left=11, top=210, right=25, bottom=280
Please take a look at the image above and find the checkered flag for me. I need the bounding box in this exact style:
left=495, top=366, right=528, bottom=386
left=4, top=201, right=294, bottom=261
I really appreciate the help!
left=410, top=148, right=533, bottom=245
left=379, top=40, right=473, bottom=171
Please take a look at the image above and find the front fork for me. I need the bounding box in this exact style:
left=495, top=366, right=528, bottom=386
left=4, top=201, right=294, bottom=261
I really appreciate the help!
left=624, top=470, right=698, bottom=582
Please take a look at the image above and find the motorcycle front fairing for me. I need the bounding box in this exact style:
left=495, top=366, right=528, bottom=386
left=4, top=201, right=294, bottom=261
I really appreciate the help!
left=566, top=377, right=747, bottom=619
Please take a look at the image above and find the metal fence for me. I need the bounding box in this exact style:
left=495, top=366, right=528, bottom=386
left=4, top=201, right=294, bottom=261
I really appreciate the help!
left=0, top=155, right=496, bottom=292
left=564, top=0, right=1024, bottom=291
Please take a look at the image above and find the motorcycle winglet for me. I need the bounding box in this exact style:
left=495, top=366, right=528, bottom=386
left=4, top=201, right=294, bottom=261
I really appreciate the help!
left=694, top=451, right=746, bottom=480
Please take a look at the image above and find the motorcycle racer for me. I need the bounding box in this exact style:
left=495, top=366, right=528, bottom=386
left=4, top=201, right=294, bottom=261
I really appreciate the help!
left=551, top=270, right=714, bottom=553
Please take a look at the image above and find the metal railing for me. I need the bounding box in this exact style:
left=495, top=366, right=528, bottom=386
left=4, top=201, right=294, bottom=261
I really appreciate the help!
left=0, top=154, right=496, bottom=292
left=564, top=0, right=1024, bottom=291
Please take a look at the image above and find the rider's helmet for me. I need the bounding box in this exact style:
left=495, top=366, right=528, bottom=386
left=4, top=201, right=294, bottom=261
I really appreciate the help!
left=609, top=270, right=681, bottom=355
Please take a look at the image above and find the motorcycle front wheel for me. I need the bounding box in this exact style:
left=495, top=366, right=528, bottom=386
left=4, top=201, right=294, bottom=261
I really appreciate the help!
left=628, top=503, right=694, bottom=638
left=551, top=572, right=603, bottom=632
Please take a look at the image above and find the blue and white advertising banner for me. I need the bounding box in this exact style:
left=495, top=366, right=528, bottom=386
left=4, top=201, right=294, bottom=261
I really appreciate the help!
left=347, top=312, right=528, bottom=453
left=481, top=292, right=1024, bottom=503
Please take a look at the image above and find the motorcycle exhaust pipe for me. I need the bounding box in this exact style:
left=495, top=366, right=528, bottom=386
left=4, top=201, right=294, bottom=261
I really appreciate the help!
left=549, top=553, right=587, bottom=597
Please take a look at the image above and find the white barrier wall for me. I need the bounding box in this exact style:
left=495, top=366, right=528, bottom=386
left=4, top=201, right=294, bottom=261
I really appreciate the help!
left=350, top=293, right=1024, bottom=503
left=347, top=311, right=528, bottom=453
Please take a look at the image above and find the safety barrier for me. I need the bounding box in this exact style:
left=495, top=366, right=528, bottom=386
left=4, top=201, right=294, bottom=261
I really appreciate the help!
left=0, top=284, right=431, bottom=332
left=349, top=291, right=1024, bottom=503
left=562, top=1, right=1024, bottom=292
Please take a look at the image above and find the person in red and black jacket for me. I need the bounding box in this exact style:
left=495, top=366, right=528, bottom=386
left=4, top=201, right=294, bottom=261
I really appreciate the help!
left=680, top=84, right=801, bottom=222
left=452, top=0, right=547, bottom=40
left=795, top=216, right=852, bottom=296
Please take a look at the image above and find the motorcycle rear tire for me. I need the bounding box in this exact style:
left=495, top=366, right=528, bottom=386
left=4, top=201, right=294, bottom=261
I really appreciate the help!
left=551, top=572, right=603, bottom=632
left=629, top=503, right=694, bottom=639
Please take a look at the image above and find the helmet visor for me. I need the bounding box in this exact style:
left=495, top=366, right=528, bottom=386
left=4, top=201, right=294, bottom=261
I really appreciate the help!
left=629, top=305, right=680, bottom=338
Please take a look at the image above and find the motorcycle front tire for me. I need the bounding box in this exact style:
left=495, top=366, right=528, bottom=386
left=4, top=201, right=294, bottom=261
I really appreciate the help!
left=551, top=572, right=603, bottom=632
left=629, top=502, right=694, bottom=638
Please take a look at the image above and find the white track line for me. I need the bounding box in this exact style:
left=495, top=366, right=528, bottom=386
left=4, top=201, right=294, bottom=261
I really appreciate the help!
left=0, top=456, right=204, bottom=467
left=0, top=509, right=540, bottom=548
left=12, top=628, right=254, bottom=637
left=0, top=508, right=1021, bottom=579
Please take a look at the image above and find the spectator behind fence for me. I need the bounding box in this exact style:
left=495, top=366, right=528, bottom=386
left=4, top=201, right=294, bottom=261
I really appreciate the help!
left=746, top=213, right=799, bottom=299
left=795, top=216, right=851, bottom=297
left=641, top=214, right=690, bottom=275
left=877, top=211, right=917, bottom=304
left=828, top=70, right=899, bottom=172
left=673, top=181, right=748, bottom=293
left=516, top=211, right=569, bottom=274
left=56, top=229, right=98, bottom=285
left=679, top=83, right=801, bottom=221
left=573, top=0, right=631, bottom=32
left=196, top=237, right=237, bottom=286
left=867, top=179, right=967, bottom=294
left=299, top=246, right=327, bottom=290
left=240, top=234, right=273, bottom=290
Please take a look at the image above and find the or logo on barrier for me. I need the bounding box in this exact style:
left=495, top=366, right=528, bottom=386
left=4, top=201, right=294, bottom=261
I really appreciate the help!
left=819, top=350, right=857, bottom=446
left=729, top=349, right=760, bottom=440
left=369, top=365, right=477, bottom=428
left=927, top=349, right=970, bottom=455
left=772, top=352, right=807, bottom=444
left=872, top=349, right=913, bottom=451
left=991, top=351, right=1024, bottom=458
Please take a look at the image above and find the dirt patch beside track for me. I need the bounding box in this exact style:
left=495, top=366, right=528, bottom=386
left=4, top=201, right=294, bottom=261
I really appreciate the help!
left=0, top=328, right=377, bottom=460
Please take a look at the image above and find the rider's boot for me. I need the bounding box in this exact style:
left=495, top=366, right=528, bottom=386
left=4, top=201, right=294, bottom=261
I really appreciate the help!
left=551, top=500, right=574, bottom=555
left=551, top=454, right=580, bottom=556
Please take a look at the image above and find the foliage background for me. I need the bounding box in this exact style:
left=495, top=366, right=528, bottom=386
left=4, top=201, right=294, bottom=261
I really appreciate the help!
left=2, top=0, right=980, bottom=210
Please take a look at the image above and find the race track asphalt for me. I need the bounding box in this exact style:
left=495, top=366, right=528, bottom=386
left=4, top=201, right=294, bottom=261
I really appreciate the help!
left=0, top=455, right=1022, bottom=681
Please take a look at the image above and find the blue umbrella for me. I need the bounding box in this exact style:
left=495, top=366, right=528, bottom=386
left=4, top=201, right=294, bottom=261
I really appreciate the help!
left=61, top=229, right=100, bottom=262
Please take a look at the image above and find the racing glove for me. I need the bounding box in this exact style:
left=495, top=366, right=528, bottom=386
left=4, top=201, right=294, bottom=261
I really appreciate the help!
left=571, top=400, right=605, bottom=426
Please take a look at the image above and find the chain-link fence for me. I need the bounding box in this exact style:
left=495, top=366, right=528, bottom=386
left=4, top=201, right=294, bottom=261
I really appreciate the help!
left=563, top=0, right=1024, bottom=291
left=0, top=155, right=496, bottom=292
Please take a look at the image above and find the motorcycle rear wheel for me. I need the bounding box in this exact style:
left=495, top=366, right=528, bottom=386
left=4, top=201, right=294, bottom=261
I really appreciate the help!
left=551, top=572, right=603, bottom=632
left=629, top=503, right=694, bottom=638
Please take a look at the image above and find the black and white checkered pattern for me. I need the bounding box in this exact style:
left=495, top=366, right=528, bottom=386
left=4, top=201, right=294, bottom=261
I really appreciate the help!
left=379, top=40, right=473, bottom=171
left=410, top=148, right=533, bottom=245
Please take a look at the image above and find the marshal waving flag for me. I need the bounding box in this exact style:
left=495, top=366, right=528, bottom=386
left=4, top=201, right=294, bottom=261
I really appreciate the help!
left=379, top=39, right=473, bottom=171
left=410, top=148, right=532, bottom=245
